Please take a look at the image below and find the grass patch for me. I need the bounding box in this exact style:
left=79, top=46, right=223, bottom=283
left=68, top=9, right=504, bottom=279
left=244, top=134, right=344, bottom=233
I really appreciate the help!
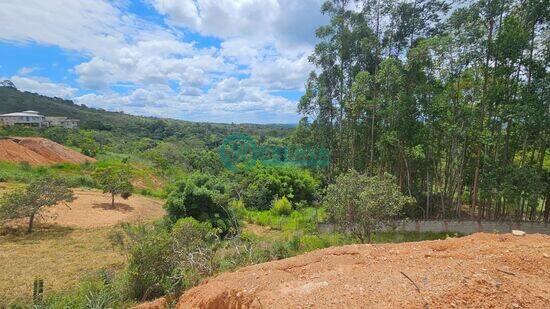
left=0, top=226, right=125, bottom=307
left=244, top=207, right=326, bottom=232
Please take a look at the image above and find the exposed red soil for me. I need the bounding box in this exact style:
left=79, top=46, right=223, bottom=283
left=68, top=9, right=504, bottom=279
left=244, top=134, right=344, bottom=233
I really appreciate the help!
left=3, top=189, right=165, bottom=229
left=0, top=139, right=55, bottom=165
left=175, top=233, right=549, bottom=309
left=44, top=189, right=165, bottom=228
left=0, top=137, right=95, bottom=165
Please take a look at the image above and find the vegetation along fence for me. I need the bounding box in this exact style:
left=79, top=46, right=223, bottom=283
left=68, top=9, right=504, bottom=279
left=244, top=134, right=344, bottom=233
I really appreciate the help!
left=317, top=220, right=550, bottom=235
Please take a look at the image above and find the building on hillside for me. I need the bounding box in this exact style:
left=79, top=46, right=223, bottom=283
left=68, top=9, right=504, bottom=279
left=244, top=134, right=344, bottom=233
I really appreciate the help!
left=43, top=116, right=79, bottom=129
left=0, top=111, right=79, bottom=129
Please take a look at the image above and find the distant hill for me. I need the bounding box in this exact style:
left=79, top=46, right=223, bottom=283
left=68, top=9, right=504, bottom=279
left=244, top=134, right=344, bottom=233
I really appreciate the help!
left=0, top=83, right=293, bottom=145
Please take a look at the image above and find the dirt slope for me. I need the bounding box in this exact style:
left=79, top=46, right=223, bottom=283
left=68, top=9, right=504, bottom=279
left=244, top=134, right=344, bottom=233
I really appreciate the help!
left=14, top=137, right=95, bottom=164
left=0, top=139, right=55, bottom=165
left=177, top=233, right=549, bottom=308
left=0, top=137, right=95, bottom=165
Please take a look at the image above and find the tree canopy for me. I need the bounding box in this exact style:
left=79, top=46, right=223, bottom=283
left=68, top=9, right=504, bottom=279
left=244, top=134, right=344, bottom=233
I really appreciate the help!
left=299, top=0, right=549, bottom=222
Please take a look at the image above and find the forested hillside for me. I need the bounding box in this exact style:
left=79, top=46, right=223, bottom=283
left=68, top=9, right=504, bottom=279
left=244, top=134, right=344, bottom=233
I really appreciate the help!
left=0, top=86, right=293, bottom=147
left=296, top=0, right=549, bottom=221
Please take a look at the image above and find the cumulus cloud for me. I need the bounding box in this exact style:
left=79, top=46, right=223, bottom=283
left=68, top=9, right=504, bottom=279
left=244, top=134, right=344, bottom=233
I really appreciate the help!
left=0, top=0, right=130, bottom=55
left=75, top=78, right=299, bottom=123
left=0, top=0, right=326, bottom=123
left=149, top=0, right=326, bottom=51
left=9, top=76, right=78, bottom=99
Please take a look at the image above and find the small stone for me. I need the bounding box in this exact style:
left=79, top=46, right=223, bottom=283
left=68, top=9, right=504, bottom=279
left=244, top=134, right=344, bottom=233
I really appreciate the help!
left=511, top=303, right=519, bottom=308
left=511, top=230, right=526, bottom=236
left=543, top=253, right=549, bottom=258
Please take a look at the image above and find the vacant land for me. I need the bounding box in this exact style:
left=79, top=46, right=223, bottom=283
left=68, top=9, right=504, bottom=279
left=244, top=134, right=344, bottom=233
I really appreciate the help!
left=177, top=233, right=550, bottom=308
left=0, top=227, right=123, bottom=304
left=0, top=187, right=165, bottom=305
left=44, top=189, right=165, bottom=228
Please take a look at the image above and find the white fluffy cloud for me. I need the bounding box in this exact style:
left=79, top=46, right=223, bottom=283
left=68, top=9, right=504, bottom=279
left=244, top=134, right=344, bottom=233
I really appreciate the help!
left=0, top=0, right=130, bottom=55
left=9, top=76, right=78, bottom=99
left=149, top=0, right=326, bottom=50
left=75, top=79, right=299, bottom=123
left=0, top=0, right=327, bottom=123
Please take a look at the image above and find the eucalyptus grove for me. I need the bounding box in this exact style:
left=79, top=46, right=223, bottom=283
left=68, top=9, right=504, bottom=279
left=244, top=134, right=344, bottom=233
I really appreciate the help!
left=299, top=0, right=549, bottom=221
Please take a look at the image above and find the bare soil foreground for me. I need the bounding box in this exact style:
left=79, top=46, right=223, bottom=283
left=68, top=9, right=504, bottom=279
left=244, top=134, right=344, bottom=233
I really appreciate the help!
left=174, top=233, right=549, bottom=308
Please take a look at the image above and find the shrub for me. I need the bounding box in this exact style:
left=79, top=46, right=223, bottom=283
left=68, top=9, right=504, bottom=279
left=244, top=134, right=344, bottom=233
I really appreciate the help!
left=164, top=173, right=236, bottom=236
left=111, top=218, right=222, bottom=301
left=111, top=223, right=176, bottom=300
left=324, top=170, right=414, bottom=243
left=272, top=196, right=292, bottom=216
left=240, top=163, right=319, bottom=210
left=171, top=218, right=220, bottom=288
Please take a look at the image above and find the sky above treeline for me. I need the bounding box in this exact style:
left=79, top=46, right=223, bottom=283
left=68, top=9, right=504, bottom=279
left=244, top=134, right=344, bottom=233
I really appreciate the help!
left=0, top=0, right=329, bottom=124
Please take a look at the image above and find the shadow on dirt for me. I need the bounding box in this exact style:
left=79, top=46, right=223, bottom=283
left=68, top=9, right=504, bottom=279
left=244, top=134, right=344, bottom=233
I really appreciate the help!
left=92, top=202, right=134, bottom=213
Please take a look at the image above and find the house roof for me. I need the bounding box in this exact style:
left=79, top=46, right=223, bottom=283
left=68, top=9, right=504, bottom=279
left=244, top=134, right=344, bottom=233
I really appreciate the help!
left=0, top=112, right=44, bottom=117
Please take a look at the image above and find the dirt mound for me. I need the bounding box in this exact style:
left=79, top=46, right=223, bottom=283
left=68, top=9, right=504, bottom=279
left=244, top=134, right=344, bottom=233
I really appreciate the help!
left=0, top=139, right=55, bottom=165
left=177, top=233, right=550, bottom=308
left=0, top=137, right=95, bottom=165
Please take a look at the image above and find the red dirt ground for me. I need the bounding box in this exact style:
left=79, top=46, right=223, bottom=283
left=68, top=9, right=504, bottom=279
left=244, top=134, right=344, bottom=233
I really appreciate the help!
left=2, top=189, right=165, bottom=229
left=172, top=233, right=549, bottom=309
left=0, top=139, right=55, bottom=165
left=0, top=137, right=95, bottom=165
left=44, top=189, right=165, bottom=228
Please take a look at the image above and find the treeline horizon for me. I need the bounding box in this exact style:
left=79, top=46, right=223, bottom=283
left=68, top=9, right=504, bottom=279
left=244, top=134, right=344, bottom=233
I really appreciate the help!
left=295, top=0, right=549, bottom=222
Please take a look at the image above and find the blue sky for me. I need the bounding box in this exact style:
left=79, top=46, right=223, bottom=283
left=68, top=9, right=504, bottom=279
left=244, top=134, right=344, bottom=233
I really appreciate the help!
left=0, top=0, right=327, bottom=124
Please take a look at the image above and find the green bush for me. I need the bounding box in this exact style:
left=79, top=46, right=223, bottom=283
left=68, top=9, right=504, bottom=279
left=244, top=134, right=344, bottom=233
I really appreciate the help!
left=36, top=270, right=131, bottom=309
left=164, top=173, right=236, bottom=236
left=111, top=223, right=176, bottom=300
left=272, top=196, right=292, bottom=216
left=240, top=163, right=319, bottom=210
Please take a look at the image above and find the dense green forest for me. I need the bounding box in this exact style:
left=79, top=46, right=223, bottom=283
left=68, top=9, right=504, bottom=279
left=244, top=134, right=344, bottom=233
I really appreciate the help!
left=296, top=0, right=549, bottom=222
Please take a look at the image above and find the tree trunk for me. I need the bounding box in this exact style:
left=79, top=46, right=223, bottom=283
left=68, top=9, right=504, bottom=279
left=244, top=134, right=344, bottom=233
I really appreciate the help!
left=28, top=213, right=35, bottom=233
left=112, top=193, right=115, bottom=208
left=544, top=196, right=549, bottom=224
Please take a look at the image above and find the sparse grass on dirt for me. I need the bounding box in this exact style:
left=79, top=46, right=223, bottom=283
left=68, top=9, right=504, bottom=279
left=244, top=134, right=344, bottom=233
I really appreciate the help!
left=0, top=185, right=166, bottom=306
left=0, top=226, right=124, bottom=306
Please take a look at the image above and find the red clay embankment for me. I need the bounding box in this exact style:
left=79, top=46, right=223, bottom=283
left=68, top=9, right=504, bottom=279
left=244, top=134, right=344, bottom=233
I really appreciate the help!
left=175, top=233, right=549, bottom=308
left=0, top=137, right=95, bottom=165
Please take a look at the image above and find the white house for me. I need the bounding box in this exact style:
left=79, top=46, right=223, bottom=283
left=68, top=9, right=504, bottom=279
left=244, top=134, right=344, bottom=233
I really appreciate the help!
left=0, top=111, right=79, bottom=129
left=0, top=111, right=45, bottom=127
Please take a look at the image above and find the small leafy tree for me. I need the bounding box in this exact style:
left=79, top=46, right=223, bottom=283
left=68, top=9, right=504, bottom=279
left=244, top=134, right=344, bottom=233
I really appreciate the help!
left=324, top=170, right=414, bottom=243
left=93, top=165, right=134, bottom=208
left=0, top=177, right=74, bottom=233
